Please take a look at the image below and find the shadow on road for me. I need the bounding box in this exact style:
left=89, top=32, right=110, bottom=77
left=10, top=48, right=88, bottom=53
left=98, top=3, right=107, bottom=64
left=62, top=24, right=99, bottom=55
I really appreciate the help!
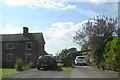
left=73, top=63, right=91, bottom=66
left=39, top=66, right=63, bottom=71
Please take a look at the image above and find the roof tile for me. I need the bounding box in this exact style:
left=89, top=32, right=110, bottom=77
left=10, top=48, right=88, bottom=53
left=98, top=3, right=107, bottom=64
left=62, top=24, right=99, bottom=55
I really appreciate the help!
left=1, top=33, right=45, bottom=43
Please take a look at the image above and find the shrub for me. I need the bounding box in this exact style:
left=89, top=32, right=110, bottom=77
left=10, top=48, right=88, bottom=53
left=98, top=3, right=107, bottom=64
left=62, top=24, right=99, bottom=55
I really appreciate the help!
left=15, top=58, right=24, bottom=71
left=29, top=62, right=35, bottom=68
left=103, top=37, right=120, bottom=71
left=63, top=56, right=73, bottom=67
left=23, top=64, right=31, bottom=70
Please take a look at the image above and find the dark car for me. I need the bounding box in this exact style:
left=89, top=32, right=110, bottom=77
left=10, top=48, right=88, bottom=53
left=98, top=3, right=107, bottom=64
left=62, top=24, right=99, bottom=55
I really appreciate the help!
left=37, top=55, right=57, bottom=70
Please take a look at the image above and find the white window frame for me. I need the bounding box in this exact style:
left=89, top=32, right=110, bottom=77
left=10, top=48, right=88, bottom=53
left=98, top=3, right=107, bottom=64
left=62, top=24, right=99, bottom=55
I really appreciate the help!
left=7, top=43, right=13, bottom=49
left=25, top=54, right=32, bottom=62
left=7, top=53, right=13, bottom=61
left=26, top=42, right=32, bottom=50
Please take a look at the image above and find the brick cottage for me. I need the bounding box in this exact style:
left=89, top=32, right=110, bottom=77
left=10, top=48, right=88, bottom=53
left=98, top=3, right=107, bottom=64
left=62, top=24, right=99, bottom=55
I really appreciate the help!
left=1, top=27, right=47, bottom=67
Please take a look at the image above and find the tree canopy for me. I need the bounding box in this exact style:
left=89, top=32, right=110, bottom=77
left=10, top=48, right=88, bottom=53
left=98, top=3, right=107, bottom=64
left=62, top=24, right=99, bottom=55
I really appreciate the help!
left=74, top=15, right=117, bottom=48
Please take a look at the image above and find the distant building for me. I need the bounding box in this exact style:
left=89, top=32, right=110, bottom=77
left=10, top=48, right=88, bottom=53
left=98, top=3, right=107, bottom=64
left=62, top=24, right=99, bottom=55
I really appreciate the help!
left=1, top=27, right=47, bottom=67
left=71, top=49, right=92, bottom=63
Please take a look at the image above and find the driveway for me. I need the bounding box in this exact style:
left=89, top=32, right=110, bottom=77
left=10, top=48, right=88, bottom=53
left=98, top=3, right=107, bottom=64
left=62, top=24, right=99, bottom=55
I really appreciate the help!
left=9, top=66, right=118, bottom=78
left=10, top=68, right=71, bottom=78
left=71, top=66, right=118, bottom=78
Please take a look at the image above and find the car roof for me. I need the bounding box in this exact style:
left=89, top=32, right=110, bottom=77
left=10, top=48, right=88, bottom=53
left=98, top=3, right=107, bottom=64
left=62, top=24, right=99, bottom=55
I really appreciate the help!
left=38, top=55, right=53, bottom=59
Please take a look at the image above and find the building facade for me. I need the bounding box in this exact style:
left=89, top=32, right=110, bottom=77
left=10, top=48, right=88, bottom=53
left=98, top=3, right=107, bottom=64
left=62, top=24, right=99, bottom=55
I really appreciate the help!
left=1, top=27, right=47, bottom=67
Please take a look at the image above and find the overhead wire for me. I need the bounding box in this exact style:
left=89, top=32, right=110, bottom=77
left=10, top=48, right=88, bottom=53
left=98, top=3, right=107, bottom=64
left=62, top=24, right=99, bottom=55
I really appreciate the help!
left=44, top=2, right=71, bottom=28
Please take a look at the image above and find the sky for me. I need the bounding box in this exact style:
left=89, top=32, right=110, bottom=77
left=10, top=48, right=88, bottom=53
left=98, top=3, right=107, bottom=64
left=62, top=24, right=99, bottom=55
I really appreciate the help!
left=0, top=0, right=119, bottom=55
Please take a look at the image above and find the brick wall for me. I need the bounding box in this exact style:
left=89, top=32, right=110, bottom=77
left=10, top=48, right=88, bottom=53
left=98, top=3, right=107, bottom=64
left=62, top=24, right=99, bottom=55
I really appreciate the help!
left=2, top=41, right=45, bottom=68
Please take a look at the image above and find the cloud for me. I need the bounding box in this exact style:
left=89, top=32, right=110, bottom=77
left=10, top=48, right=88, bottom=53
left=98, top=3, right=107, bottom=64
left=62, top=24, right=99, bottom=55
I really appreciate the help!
left=0, top=24, right=22, bottom=34
left=0, top=24, right=44, bottom=34
left=43, top=21, right=87, bottom=54
left=77, top=9, right=97, bottom=18
left=61, top=4, right=76, bottom=10
left=64, top=0, right=119, bottom=2
left=1, top=0, right=76, bottom=10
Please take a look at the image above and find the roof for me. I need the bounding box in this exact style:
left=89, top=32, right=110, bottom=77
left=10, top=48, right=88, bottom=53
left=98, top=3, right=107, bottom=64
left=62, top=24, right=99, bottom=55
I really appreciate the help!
left=1, top=33, right=45, bottom=43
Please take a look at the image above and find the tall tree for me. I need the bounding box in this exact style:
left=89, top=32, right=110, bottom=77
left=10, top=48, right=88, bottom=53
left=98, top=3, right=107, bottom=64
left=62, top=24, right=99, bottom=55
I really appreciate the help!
left=74, top=15, right=117, bottom=66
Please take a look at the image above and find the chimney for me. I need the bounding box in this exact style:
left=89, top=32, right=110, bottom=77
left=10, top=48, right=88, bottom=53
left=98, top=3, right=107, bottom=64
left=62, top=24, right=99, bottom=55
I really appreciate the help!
left=23, top=27, right=29, bottom=34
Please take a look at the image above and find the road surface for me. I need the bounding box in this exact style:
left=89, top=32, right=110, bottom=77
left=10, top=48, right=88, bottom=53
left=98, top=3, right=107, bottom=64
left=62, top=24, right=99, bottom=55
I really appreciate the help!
left=9, top=66, right=118, bottom=78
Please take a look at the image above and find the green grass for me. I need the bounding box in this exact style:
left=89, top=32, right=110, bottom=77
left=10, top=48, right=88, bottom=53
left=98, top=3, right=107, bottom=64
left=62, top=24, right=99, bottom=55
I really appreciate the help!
left=57, top=63, right=73, bottom=72
left=0, top=68, right=2, bottom=78
left=1, top=67, right=33, bottom=78
left=1, top=68, right=19, bottom=78
left=61, top=67, right=72, bottom=72
left=57, top=63, right=64, bottom=67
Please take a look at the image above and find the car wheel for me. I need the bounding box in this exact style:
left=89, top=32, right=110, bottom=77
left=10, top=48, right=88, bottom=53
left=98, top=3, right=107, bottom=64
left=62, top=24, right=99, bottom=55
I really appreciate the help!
left=75, top=63, right=77, bottom=66
left=52, top=63, right=57, bottom=69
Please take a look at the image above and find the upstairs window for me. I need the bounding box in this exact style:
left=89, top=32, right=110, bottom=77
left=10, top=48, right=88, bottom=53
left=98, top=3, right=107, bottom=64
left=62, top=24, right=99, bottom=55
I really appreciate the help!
left=7, top=43, right=13, bottom=49
left=26, top=42, right=32, bottom=50
left=7, top=53, right=13, bottom=61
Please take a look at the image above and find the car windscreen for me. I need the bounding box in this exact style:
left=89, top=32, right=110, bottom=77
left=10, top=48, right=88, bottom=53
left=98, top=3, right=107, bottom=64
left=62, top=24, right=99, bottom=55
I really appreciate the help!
left=39, top=56, right=52, bottom=59
left=77, top=57, right=85, bottom=59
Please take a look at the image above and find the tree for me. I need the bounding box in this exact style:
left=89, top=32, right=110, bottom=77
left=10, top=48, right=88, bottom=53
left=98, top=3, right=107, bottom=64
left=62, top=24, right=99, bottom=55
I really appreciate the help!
left=59, top=48, right=69, bottom=60
left=81, top=43, right=88, bottom=51
left=68, top=48, right=77, bottom=53
left=74, top=15, right=117, bottom=66
left=58, top=48, right=77, bottom=67
left=74, top=30, right=88, bottom=46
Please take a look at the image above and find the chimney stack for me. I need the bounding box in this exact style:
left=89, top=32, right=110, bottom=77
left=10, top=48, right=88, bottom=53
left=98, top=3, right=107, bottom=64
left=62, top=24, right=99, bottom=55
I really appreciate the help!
left=23, top=27, right=29, bottom=34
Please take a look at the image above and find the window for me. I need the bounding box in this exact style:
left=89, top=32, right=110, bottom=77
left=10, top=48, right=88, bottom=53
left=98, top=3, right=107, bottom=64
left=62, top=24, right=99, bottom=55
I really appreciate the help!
left=25, top=54, right=32, bottom=62
left=7, top=54, right=13, bottom=61
left=7, top=43, right=13, bottom=49
left=26, top=42, right=32, bottom=50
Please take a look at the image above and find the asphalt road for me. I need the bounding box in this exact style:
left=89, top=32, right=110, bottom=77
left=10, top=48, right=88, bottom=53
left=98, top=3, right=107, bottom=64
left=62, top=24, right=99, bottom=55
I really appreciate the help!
left=10, top=66, right=118, bottom=78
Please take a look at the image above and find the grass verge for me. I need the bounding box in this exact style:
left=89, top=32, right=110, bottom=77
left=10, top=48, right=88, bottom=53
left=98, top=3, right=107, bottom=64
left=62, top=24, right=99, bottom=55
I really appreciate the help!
left=1, top=68, right=32, bottom=78
left=1, top=68, right=20, bottom=78
left=0, top=68, right=2, bottom=78
left=57, top=63, right=73, bottom=72
left=61, top=67, right=72, bottom=72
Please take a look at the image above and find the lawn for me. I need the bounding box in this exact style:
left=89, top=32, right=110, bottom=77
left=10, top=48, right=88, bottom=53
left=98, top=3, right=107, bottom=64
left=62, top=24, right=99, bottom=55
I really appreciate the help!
left=57, top=63, right=73, bottom=72
left=0, top=68, right=19, bottom=78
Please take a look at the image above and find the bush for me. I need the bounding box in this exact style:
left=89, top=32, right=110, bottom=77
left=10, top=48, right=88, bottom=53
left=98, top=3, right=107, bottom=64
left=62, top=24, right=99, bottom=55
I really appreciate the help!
left=23, top=64, right=31, bottom=70
left=29, top=62, right=35, bottom=68
left=103, top=37, right=120, bottom=71
left=63, top=56, right=73, bottom=67
left=15, top=58, right=24, bottom=71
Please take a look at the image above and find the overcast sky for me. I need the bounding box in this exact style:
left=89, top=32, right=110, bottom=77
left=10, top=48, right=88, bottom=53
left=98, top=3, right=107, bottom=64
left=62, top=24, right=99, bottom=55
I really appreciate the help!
left=0, top=0, right=119, bottom=55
